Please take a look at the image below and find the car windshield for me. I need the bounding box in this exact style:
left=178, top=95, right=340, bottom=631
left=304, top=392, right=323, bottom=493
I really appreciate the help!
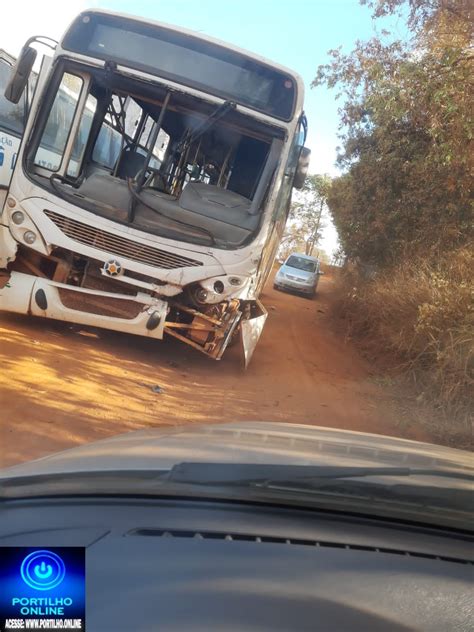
left=286, top=255, right=317, bottom=272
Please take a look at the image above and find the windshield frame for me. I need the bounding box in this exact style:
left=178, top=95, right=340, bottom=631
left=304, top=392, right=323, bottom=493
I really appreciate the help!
left=23, top=59, right=286, bottom=249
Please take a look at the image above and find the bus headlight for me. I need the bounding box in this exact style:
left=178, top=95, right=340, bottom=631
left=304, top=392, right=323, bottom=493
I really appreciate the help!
left=11, top=211, right=25, bottom=225
left=23, top=230, right=37, bottom=245
left=196, top=275, right=250, bottom=304
left=8, top=207, right=49, bottom=255
left=213, top=280, right=225, bottom=294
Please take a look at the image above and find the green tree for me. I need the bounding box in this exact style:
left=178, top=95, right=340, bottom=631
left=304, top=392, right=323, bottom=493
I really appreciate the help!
left=313, top=0, right=473, bottom=267
left=278, top=223, right=307, bottom=261
left=283, top=174, right=331, bottom=257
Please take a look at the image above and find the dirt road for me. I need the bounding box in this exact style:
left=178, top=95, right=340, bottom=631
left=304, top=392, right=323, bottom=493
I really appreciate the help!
left=0, top=273, right=430, bottom=468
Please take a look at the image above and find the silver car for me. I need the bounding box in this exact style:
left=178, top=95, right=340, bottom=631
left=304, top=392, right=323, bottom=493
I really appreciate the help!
left=274, top=253, right=322, bottom=297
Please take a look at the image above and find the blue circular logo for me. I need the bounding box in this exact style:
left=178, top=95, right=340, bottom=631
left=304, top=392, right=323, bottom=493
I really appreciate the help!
left=20, top=550, right=66, bottom=590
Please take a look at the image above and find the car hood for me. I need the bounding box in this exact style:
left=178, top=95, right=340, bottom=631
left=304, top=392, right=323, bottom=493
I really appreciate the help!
left=1, top=422, right=471, bottom=479
left=279, top=265, right=315, bottom=280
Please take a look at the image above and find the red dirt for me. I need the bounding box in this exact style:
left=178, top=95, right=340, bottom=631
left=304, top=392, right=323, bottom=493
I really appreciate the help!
left=0, top=272, right=431, bottom=468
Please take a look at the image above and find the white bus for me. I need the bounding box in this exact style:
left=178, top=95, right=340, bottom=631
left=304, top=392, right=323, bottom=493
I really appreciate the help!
left=0, top=50, right=25, bottom=188
left=0, top=10, right=309, bottom=364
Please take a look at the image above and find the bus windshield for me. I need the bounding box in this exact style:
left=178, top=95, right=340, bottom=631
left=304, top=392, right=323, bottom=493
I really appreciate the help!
left=62, top=12, right=296, bottom=121
left=27, top=63, right=284, bottom=248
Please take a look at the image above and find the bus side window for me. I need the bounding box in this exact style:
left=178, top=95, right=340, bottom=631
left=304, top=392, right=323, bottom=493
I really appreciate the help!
left=0, top=58, right=26, bottom=136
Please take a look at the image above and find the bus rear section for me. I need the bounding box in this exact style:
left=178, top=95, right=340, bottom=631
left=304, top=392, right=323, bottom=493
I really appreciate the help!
left=0, top=10, right=308, bottom=365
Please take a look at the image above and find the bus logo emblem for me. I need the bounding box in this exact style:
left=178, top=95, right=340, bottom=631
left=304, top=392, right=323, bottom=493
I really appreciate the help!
left=103, top=259, right=123, bottom=276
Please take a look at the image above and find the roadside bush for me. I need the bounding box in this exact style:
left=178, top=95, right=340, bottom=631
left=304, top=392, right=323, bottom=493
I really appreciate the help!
left=335, top=248, right=473, bottom=444
left=313, top=1, right=473, bottom=445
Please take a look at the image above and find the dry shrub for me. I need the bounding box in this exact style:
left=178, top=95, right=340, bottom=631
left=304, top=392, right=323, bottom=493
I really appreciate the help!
left=335, top=247, right=473, bottom=444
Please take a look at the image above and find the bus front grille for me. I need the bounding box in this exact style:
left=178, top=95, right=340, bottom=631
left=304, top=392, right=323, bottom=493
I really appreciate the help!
left=44, top=210, right=203, bottom=270
left=58, top=288, right=144, bottom=319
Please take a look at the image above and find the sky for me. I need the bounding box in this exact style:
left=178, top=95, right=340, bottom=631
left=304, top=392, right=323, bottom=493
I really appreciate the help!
left=3, top=0, right=409, bottom=256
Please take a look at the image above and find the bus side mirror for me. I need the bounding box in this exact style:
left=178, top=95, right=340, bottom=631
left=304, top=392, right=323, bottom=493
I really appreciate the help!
left=293, top=147, right=311, bottom=190
left=4, top=46, right=37, bottom=104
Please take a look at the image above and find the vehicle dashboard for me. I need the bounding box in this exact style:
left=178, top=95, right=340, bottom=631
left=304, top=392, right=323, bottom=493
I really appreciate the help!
left=1, top=496, right=472, bottom=631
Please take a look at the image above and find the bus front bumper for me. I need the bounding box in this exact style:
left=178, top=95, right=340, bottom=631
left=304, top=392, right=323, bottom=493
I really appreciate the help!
left=0, top=271, right=168, bottom=339
left=0, top=272, right=268, bottom=365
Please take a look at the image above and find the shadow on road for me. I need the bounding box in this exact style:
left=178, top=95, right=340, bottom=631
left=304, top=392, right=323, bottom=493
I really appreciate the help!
left=0, top=274, right=429, bottom=467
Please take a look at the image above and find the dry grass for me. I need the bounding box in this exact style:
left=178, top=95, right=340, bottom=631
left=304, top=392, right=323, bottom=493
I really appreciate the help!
left=334, top=248, right=473, bottom=446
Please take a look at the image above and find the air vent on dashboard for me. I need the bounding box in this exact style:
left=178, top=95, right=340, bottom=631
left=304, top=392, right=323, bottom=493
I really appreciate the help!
left=44, top=210, right=203, bottom=270
left=127, top=529, right=473, bottom=565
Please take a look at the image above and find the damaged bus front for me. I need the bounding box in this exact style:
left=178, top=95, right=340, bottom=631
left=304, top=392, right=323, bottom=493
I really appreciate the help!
left=0, top=10, right=309, bottom=365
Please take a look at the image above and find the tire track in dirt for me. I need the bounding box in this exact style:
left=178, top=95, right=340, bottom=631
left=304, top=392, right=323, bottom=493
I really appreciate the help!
left=0, top=271, right=430, bottom=467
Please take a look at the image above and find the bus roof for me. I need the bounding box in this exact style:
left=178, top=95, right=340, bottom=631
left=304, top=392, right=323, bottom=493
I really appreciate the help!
left=59, top=8, right=305, bottom=118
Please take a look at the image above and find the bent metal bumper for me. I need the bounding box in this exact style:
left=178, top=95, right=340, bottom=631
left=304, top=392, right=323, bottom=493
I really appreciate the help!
left=239, top=300, right=267, bottom=368
left=0, top=272, right=268, bottom=366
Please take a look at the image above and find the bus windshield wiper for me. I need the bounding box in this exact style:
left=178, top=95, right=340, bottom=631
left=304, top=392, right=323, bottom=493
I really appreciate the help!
left=165, top=463, right=474, bottom=486
left=183, top=100, right=236, bottom=148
